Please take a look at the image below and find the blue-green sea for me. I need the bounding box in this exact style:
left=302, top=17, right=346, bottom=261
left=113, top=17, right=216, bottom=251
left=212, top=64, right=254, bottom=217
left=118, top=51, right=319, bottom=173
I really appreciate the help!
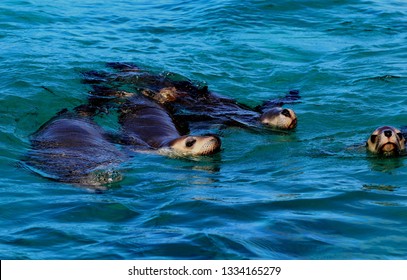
left=1, top=0, right=407, bottom=259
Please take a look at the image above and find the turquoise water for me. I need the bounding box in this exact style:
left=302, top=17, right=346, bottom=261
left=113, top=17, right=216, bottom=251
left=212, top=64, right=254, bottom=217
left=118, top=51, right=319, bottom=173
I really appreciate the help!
left=1, top=0, right=407, bottom=259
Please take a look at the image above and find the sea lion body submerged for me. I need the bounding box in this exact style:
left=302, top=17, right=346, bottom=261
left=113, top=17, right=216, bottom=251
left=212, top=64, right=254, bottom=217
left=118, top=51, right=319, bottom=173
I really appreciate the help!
left=366, top=126, right=406, bottom=157
left=83, top=63, right=299, bottom=133
left=25, top=110, right=125, bottom=186
left=119, top=95, right=221, bottom=156
left=142, top=85, right=298, bottom=132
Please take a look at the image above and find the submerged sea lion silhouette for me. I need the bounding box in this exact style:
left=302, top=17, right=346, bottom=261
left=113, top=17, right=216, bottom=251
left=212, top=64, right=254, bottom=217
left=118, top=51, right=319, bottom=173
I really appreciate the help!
left=24, top=107, right=125, bottom=187
left=82, top=62, right=300, bottom=133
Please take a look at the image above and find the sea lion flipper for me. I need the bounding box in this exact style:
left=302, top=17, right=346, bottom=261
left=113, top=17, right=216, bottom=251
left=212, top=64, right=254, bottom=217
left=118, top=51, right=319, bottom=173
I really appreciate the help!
left=106, top=62, right=140, bottom=72
left=81, top=70, right=111, bottom=84
left=255, top=90, right=301, bottom=112
left=284, top=89, right=301, bottom=103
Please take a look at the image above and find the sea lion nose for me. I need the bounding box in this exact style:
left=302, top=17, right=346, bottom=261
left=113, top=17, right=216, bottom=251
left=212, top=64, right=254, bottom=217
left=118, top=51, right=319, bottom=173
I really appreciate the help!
left=384, top=130, right=393, bottom=138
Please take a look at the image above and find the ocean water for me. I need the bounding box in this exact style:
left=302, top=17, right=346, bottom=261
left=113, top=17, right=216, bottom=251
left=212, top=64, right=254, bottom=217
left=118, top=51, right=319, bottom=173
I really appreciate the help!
left=1, top=0, right=407, bottom=259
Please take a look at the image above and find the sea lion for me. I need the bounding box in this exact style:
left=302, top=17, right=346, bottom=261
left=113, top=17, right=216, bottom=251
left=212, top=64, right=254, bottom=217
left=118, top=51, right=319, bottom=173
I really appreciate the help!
left=141, top=85, right=298, bottom=132
left=24, top=108, right=125, bottom=186
left=366, top=126, right=406, bottom=157
left=118, top=95, right=222, bottom=157
left=82, top=63, right=299, bottom=133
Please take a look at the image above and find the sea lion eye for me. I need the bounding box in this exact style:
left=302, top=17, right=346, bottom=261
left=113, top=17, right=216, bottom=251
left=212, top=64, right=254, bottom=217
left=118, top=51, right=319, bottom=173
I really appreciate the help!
left=281, top=109, right=291, bottom=118
left=370, top=135, right=377, bottom=143
left=185, top=138, right=196, bottom=148
left=397, top=133, right=404, bottom=139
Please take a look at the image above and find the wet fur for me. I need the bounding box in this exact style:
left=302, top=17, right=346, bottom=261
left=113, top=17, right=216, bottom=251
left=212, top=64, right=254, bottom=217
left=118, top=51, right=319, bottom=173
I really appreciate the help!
left=25, top=110, right=125, bottom=186
left=118, top=95, right=221, bottom=155
left=366, top=126, right=406, bottom=157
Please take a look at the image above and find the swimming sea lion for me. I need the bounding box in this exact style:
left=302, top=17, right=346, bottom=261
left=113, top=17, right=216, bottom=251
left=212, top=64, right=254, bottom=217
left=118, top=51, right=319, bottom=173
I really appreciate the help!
left=24, top=108, right=125, bottom=186
left=118, top=95, right=222, bottom=156
left=366, top=126, right=406, bottom=157
left=141, top=85, right=298, bottom=132
left=82, top=63, right=299, bottom=132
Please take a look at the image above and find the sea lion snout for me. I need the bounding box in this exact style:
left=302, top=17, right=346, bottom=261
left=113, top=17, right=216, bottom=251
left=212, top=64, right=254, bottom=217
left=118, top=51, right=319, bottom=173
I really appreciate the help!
left=204, top=133, right=221, bottom=144
left=191, top=134, right=222, bottom=155
left=202, top=135, right=222, bottom=155
left=366, top=126, right=406, bottom=157
left=384, top=129, right=393, bottom=138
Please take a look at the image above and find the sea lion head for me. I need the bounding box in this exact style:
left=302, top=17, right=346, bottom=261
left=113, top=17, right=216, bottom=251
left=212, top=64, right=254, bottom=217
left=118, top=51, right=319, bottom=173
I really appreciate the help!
left=260, top=107, right=297, bottom=130
left=142, top=87, right=180, bottom=104
left=168, top=134, right=221, bottom=156
left=366, top=126, right=406, bottom=157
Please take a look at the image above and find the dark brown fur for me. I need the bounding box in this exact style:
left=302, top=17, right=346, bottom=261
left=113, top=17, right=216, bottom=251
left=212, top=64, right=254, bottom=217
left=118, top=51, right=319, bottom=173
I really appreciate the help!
left=25, top=110, right=125, bottom=186
left=118, top=95, right=221, bottom=156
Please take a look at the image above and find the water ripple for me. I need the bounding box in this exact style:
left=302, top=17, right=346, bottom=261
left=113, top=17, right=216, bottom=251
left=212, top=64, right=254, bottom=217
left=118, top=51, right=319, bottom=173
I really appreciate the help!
left=1, top=0, right=407, bottom=260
